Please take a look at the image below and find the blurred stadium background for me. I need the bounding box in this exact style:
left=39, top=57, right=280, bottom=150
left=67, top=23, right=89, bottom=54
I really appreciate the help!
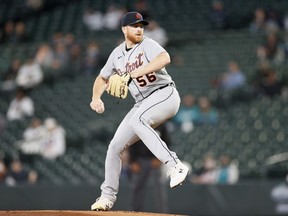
left=1, top=0, right=288, bottom=215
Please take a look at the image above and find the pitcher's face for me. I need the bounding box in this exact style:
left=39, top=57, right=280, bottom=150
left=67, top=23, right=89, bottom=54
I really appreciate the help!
left=123, top=23, right=144, bottom=44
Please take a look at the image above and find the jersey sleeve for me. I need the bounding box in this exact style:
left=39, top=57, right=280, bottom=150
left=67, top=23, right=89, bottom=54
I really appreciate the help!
left=99, top=49, right=116, bottom=79
left=142, top=37, right=166, bottom=62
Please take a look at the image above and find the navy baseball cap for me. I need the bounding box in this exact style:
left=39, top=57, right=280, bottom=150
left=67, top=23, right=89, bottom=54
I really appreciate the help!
left=121, top=12, right=149, bottom=27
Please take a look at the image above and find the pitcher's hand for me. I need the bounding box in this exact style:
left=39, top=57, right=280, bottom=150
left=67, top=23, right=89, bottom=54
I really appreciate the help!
left=90, top=98, right=105, bottom=114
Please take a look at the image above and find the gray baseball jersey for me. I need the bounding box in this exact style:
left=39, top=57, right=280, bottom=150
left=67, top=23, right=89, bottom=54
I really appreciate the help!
left=100, top=36, right=173, bottom=102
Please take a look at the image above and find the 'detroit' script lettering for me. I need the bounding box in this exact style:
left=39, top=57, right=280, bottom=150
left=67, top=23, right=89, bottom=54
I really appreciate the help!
left=125, top=53, right=143, bottom=73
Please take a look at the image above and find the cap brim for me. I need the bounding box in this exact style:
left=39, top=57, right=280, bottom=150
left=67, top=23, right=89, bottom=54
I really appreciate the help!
left=129, top=20, right=149, bottom=26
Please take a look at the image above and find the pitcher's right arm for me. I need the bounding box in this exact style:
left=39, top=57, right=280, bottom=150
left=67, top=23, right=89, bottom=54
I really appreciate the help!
left=90, top=75, right=108, bottom=114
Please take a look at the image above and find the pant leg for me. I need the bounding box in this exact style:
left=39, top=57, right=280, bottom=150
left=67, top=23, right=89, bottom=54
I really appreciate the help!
left=100, top=107, right=139, bottom=202
left=129, top=86, right=181, bottom=168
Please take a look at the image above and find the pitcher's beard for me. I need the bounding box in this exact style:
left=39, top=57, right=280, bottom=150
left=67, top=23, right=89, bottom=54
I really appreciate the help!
left=127, top=34, right=143, bottom=44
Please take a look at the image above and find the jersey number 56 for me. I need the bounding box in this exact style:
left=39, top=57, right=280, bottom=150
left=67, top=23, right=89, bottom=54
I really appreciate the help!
left=136, top=72, right=157, bottom=87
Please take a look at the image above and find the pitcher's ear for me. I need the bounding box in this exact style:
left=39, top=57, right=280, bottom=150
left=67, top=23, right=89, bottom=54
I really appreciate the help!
left=122, top=26, right=126, bottom=33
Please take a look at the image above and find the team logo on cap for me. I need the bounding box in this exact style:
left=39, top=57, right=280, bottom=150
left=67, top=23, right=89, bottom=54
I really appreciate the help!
left=135, top=13, right=141, bottom=20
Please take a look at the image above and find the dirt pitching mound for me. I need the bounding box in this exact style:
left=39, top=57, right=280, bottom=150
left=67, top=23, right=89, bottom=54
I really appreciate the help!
left=0, top=210, right=187, bottom=216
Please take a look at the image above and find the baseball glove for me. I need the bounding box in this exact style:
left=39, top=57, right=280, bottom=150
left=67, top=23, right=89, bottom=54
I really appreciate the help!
left=106, top=73, right=132, bottom=99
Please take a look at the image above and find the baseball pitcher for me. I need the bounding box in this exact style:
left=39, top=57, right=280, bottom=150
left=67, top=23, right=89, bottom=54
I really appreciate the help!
left=90, top=11, right=189, bottom=211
